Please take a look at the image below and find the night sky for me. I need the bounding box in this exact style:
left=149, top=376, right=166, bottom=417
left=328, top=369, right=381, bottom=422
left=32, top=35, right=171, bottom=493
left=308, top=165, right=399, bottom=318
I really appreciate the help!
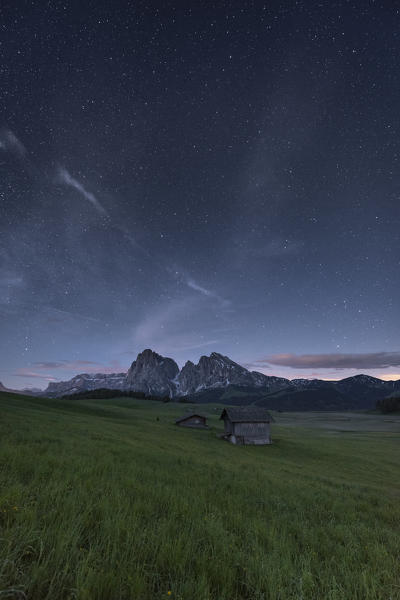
left=1, top=1, right=400, bottom=390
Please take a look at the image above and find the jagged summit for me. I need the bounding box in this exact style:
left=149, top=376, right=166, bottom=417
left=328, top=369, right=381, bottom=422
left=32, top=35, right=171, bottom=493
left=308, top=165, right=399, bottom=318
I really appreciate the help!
left=209, top=352, right=236, bottom=363
left=125, top=349, right=179, bottom=397
left=177, top=351, right=255, bottom=395
left=175, top=351, right=291, bottom=396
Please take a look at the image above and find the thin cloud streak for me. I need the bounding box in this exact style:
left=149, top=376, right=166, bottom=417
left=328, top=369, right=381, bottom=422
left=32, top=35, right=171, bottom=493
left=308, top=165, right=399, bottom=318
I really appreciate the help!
left=32, top=360, right=98, bottom=370
left=57, top=168, right=150, bottom=255
left=5, top=141, right=228, bottom=312
left=260, top=351, right=400, bottom=370
left=44, top=307, right=103, bottom=324
left=186, top=278, right=231, bottom=308
left=58, top=167, right=109, bottom=216
left=2, top=136, right=234, bottom=353
left=0, top=129, right=27, bottom=157
left=12, top=370, right=58, bottom=381
left=13, top=359, right=127, bottom=383
left=131, top=294, right=226, bottom=357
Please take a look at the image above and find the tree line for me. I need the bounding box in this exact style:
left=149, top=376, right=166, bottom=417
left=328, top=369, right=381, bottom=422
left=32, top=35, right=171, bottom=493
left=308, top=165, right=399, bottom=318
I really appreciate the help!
left=376, top=396, right=400, bottom=413
left=61, top=388, right=173, bottom=402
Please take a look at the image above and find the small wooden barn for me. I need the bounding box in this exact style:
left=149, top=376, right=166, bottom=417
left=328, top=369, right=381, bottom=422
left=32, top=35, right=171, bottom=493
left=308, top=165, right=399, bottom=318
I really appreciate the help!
left=220, top=406, right=273, bottom=445
left=175, top=413, right=208, bottom=429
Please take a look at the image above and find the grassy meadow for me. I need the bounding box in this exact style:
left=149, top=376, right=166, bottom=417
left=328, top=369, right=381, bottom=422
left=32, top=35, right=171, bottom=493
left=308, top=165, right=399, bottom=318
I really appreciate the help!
left=0, top=392, right=399, bottom=600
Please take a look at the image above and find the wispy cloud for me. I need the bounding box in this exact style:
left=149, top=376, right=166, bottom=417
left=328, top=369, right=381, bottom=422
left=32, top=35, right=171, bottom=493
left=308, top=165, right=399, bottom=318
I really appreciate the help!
left=13, top=359, right=127, bottom=383
left=186, top=279, right=214, bottom=297
left=258, top=352, right=400, bottom=370
left=29, top=359, right=125, bottom=374
left=43, top=307, right=102, bottom=324
left=12, top=369, right=58, bottom=382
left=186, top=278, right=231, bottom=308
left=0, top=273, right=24, bottom=289
left=134, top=298, right=197, bottom=347
left=57, top=167, right=109, bottom=216
left=56, top=167, right=149, bottom=255
left=131, top=294, right=225, bottom=357
left=0, top=129, right=26, bottom=157
left=32, top=360, right=98, bottom=370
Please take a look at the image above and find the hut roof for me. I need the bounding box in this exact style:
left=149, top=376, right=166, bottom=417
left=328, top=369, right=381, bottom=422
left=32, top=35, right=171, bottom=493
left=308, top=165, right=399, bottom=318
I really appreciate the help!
left=220, top=406, right=273, bottom=423
left=175, top=413, right=207, bottom=424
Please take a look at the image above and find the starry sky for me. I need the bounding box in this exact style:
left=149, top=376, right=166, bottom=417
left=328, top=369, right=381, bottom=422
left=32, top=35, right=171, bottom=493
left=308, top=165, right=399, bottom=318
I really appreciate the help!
left=1, top=1, right=400, bottom=390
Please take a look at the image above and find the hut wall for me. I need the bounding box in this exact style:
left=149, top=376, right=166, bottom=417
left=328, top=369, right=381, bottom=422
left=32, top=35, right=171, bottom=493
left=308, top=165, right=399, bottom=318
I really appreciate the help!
left=233, top=422, right=270, bottom=444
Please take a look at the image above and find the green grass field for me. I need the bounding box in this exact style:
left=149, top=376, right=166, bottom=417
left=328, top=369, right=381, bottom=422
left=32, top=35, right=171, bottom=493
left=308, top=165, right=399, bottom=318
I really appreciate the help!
left=0, top=392, right=399, bottom=600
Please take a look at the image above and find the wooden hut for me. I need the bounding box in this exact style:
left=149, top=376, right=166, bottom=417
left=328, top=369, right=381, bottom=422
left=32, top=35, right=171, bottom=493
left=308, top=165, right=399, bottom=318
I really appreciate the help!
left=175, top=413, right=208, bottom=429
left=220, top=406, right=273, bottom=445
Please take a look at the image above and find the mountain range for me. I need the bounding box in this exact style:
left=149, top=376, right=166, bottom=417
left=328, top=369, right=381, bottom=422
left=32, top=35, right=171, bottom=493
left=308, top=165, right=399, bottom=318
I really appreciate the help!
left=40, top=349, right=400, bottom=410
left=0, top=382, right=42, bottom=395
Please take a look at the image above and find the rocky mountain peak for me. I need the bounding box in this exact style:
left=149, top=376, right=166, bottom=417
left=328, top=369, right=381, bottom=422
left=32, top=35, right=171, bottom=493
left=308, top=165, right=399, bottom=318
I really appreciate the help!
left=177, top=351, right=255, bottom=395
left=209, top=352, right=239, bottom=365
left=126, top=349, right=179, bottom=397
left=209, top=352, right=229, bottom=360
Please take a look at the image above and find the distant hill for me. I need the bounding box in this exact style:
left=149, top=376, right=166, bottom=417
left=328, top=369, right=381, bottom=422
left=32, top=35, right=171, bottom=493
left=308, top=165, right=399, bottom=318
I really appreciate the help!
left=181, top=382, right=395, bottom=411
left=255, top=387, right=356, bottom=412
left=0, top=390, right=47, bottom=403
left=183, top=383, right=349, bottom=411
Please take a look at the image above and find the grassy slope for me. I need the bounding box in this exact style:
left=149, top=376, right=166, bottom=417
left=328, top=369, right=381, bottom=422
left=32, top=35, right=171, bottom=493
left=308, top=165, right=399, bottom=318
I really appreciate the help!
left=0, top=392, right=399, bottom=600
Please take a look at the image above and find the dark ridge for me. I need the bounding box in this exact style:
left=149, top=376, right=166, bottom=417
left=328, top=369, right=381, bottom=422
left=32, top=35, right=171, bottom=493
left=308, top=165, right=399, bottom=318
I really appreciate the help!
left=61, top=388, right=176, bottom=402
